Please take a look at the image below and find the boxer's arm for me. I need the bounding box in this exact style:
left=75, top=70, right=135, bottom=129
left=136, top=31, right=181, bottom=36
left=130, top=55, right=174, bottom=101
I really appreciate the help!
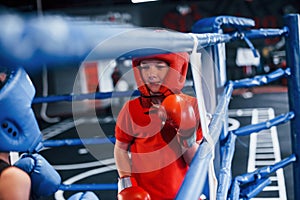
left=0, top=167, right=31, bottom=200
left=182, top=142, right=200, bottom=165
left=114, top=140, right=131, bottom=177
left=114, top=140, right=151, bottom=199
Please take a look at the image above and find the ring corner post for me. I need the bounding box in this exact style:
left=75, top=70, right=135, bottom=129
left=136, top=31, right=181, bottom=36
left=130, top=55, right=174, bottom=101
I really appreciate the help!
left=284, top=13, right=300, bottom=200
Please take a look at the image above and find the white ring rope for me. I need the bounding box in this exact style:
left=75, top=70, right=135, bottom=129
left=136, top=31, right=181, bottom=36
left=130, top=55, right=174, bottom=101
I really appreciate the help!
left=188, top=33, right=218, bottom=200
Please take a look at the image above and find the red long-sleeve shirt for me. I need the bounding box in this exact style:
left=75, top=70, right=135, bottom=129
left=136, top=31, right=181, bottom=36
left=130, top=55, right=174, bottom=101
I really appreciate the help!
left=115, top=94, right=202, bottom=200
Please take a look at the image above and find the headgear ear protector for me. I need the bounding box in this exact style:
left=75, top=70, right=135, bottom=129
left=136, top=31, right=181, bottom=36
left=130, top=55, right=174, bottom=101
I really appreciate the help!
left=0, top=67, right=42, bottom=152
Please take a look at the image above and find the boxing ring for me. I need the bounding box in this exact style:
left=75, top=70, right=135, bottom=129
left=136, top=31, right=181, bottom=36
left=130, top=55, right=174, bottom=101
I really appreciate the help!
left=0, top=12, right=299, bottom=200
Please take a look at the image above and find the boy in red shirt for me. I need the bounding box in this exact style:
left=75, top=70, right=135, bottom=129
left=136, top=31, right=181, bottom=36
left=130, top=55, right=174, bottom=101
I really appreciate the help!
left=114, top=52, right=203, bottom=200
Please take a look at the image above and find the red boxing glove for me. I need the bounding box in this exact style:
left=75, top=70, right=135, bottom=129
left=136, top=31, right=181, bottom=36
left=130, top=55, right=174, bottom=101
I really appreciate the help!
left=118, top=177, right=151, bottom=200
left=158, top=94, right=197, bottom=148
left=160, top=94, right=196, bottom=136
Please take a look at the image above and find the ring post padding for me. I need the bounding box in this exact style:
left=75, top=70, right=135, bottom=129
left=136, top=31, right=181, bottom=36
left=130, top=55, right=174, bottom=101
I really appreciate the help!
left=285, top=13, right=300, bottom=200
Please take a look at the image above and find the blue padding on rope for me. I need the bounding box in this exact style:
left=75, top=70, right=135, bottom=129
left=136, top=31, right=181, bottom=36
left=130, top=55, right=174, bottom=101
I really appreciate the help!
left=59, top=183, right=118, bottom=191
left=0, top=14, right=289, bottom=69
left=234, top=28, right=288, bottom=58
left=0, top=14, right=233, bottom=68
left=230, top=178, right=272, bottom=200
left=233, top=111, right=295, bottom=136
left=217, top=132, right=237, bottom=200
left=0, top=14, right=135, bottom=68
left=175, top=142, right=212, bottom=200
left=217, top=111, right=294, bottom=199
left=43, top=137, right=116, bottom=147
left=229, top=154, right=296, bottom=199
left=241, top=178, right=272, bottom=199
left=209, top=83, right=234, bottom=142
left=232, top=68, right=290, bottom=89
left=192, top=16, right=255, bottom=33
left=176, top=83, right=234, bottom=200
left=243, top=28, right=288, bottom=39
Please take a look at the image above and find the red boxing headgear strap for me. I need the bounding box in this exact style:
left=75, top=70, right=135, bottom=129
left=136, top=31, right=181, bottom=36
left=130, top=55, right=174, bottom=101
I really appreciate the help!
left=132, top=52, right=189, bottom=97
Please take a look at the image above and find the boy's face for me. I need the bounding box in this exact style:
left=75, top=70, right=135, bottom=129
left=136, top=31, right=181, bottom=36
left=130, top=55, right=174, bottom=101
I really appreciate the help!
left=139, top=59, right=169, bottom=94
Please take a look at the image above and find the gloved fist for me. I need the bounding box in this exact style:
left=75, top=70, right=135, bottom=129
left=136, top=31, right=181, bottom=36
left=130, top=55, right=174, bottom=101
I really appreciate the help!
left=14, top=153, right=61, bottom=198
left=159, top=94, right=196, bottom=137
left=118, top=176, right=151, bottom=200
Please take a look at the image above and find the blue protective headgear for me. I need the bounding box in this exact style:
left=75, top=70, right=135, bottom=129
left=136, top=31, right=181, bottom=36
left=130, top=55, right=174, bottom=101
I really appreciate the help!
left=0, top=67, right=43, bottom=152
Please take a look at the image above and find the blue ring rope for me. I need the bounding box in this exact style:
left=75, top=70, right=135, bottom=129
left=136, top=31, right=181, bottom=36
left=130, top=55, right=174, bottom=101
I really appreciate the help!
left=59, top=183, right=118, bottom=191
left=33, top=90, right=140, bottom=104
left=43, top=137, right=116, bottom=147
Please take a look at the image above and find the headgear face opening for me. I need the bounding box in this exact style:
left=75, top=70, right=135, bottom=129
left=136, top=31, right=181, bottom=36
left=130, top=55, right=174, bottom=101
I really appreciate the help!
left=132, top=52, right=189, bottom=97
left=0, top=67, right=42, bottom=153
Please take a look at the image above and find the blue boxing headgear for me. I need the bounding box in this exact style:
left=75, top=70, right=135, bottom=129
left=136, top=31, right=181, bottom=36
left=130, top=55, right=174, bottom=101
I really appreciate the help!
left=0, top=67, right=43, bottom=152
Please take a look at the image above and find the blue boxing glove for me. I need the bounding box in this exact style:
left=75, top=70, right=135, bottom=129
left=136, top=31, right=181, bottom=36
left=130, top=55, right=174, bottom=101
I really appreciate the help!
left=14, top=153, right=61, bottom=198
left=68, top=191, right=100, bottom=200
